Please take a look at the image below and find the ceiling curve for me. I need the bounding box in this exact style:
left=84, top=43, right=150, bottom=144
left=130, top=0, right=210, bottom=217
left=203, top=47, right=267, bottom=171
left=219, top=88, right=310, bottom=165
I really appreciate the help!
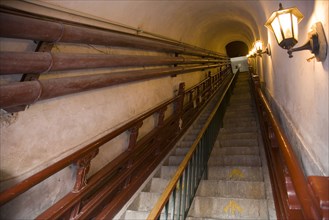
left=42, top=0, right=269, bottom=54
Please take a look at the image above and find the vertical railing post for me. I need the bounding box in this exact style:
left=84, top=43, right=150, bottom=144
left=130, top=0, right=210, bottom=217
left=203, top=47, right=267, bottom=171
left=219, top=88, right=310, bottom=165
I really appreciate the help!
left=70, top=149, right=99, bottom=218
left=124, top=122, right=143, bottom=187
left=174, top=83, right=185, bottom=132
left=155, top=106, right=167, bottom=155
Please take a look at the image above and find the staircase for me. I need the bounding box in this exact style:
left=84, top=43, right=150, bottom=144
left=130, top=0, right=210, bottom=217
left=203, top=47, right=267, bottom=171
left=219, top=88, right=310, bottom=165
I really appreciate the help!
left=117, top=72, right=275, bottom=219
left=118, top=100, right=213, bottom=219
left=187, top=72, right=274, bottom=219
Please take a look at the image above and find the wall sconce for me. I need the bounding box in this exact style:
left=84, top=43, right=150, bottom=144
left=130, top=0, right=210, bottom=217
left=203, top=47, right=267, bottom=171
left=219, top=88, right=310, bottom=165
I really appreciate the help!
left=265, top=3, right=328, bottom=62
left=254, top=40, right=271, bottom=56
left=247, top=48, right=257, bottom=58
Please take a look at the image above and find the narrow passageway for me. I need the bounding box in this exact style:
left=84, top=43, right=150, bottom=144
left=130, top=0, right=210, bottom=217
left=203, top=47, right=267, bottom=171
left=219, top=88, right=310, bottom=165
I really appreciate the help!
left=0, top=1, right=328, bottom=219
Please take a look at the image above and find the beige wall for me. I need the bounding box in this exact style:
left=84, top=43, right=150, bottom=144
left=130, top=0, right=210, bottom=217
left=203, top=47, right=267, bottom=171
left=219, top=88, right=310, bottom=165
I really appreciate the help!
left=260, top=0, right=328, bottom=176
left=0, top=0, right=328, bottom=218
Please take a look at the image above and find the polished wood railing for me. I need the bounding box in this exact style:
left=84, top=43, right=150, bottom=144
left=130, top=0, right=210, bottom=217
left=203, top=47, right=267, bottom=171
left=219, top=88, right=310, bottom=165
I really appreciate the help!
left=0, top=6, right=234, bottom=219
left=0, top=66, right=233, bottom=219
left=250, top=69, right=328, bottom=220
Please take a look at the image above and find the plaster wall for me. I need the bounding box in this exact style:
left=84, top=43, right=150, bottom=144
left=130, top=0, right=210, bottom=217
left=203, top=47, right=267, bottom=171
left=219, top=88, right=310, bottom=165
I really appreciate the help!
left=261, top=0, right=329, bottom=175
left=0, top=0, right=328, bottom=218
left=231, top=57, right=249, bottom=72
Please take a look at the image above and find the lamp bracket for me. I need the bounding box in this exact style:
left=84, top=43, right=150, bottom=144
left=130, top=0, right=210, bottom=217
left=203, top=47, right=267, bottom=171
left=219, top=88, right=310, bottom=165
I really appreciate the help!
left=262, top=45, right=271, bottom=56
left=288, top=22, right=328, bottom=62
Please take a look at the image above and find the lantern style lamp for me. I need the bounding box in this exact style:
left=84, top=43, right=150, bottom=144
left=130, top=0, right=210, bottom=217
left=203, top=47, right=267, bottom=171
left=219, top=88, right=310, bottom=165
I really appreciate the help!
left=265, top=3, right=327, bottom=62
left=254, top=40, right=271, bottom=56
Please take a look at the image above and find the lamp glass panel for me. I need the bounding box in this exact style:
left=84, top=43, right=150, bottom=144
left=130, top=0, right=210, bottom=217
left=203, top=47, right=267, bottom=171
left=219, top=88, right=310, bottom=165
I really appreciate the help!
left=292, top=14, right=298, bottom=40
left=278, top=13, right=293, bottom=39
left=271, top=17, right=283, bottom=44
left=252, top=48, right=256, bottom=55
left=255, top=41, right=263, bottom=51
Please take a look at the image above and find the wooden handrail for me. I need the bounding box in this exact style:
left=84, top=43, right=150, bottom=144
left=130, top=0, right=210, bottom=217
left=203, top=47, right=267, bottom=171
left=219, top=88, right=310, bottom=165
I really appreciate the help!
left=252, top=75, right=321, bottom=220
left=0, top=7, right=233, bottom=219
left=147, top=69, right=237, bottom=219
left=0, top=96, right=179, bottom=206
left=0, top=67, right=233, bottom=219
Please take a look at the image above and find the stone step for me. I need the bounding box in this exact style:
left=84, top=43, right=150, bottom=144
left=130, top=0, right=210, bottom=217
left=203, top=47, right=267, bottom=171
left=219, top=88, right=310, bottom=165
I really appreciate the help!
left=219, top=131, right=258, bottom=139
left=189, top=128, right=200, bottom=135
left=223, top=113, right=256, bottom=122
left=122, top=210, right=150, bottom=220
left=128, top=192, right=160, bottom=211
left=211, top=146, right=259, bottom=155
left=165, top=155, right=185, bottom=165
left=225, top=106, right=255, bottom=114
left=224, top=117, right=256, bottom=123
left=231, top=92, right=251, bottom=97
left=180, top=139, right=194, bottom=148
left=233, top=90, right=251, bottom=95
left=174, top=147, right=190, bottom=156
left=225, top=109, right=254, bottom=114
left=224, top=121, right=257, bottom=129
left=196, top=180, right=265, bottom=199
left=208, top=155, right=261, bottom=167
left=228, top=100, right=253, bottom=105
left=234, top=85, right=250, bottom=89
left=192, top=124, right=203, bottom=130
left=183, top=132, right=198, bottom=141
left=143, top=178, right=169, bottom=193
left=225, top=110, right=254, bottom=115
left=155, top=166, right=178, bottom=179
left=221, top=126, right=258, bottom=133
left=229, top=98, right=252, bottom=103
left=188, top=197, right=268, bottom=219
left=229, top=101, right=252, bottom=106
left=122, top=208, right=176, bottom=219
left=220, top=138, right=258, bottom=147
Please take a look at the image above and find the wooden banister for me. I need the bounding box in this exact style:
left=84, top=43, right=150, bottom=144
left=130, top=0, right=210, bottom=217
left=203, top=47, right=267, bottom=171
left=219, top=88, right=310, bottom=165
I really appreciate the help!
left=0, top=7, right=233, bottom=219
left=0, top=67, right=234, bottom=219
left=251, top=74, right=322, bottom=220
left=0, top=96, right=179, bottom=206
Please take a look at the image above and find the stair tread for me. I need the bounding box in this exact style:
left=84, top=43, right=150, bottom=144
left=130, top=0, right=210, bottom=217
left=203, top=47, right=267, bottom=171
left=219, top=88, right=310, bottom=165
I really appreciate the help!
left=165, top=155, right=185, bottom=165
left=220, top=139, right=258, bottom=147
left=207, top=166, right=263, bottom=181
left=208, top=155, right=261, bottom=166
left=211, top=146, right=259, bottom=155
left=155, top=165, right=178, bottom=179
left=128, top=192, right=160, bottom=211
left=196, top=180, right=265, bottom=199
left=143, top=178, right=169, bottom=193
left=188, top=197, right=268, bottom=219
left=122, top=210, right=150, bottom=220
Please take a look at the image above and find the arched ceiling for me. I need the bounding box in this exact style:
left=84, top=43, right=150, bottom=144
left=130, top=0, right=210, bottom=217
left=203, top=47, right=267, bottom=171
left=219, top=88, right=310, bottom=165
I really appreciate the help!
left=42, top=0, right=269, bottom=54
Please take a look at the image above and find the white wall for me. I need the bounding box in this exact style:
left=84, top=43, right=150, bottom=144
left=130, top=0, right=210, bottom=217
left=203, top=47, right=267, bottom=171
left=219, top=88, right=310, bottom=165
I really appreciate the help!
left=260, top=0, right=329, bottom=176
left=0, top=0, right=328, bottom=218
left=231, top=57, right=249, bottom=72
